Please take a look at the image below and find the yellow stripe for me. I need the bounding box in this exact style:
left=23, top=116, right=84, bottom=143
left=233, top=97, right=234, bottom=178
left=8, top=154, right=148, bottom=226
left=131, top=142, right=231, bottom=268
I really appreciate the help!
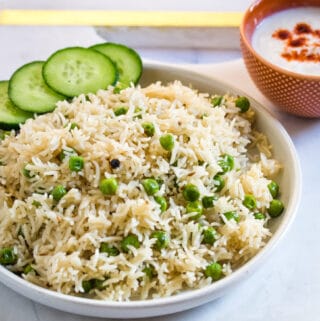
left=0, top=10, right=242, bottom=27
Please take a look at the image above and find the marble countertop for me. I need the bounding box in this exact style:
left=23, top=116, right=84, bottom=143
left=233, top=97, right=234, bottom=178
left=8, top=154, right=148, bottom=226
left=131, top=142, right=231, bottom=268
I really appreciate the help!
left=0, top=25, right=319, bottom=321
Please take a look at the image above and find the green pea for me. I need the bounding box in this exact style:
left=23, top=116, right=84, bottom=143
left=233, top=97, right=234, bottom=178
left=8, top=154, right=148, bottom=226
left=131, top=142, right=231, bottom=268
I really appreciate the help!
left=82, top=279, right=94, bottom=293
left=213, top=174, right=225, bottom=192
left=70, top=122, right=79, bottom=130
left=202, top=227, right=217, bottom=245
left=93, top=278, right=106, bottom=290
left=114, top=107, right=128, bottom=116
left=59, top=148, right=77, bottom=161
left=151, top=231, right=169, bottom=250
left=100, top=243, right=119, bottom=256
left=0, top=248, right=17, bottom=265
left=51, top=185, right=67, bottom=201
left=218, top=154, right=234, bottom=173
left=142, top=122, right=155, bottom=137
left=142, top=178, right=159, bottom=196
left=142, top=265, right=156, bottom=280
left=204, top=262, right=223, bottom=281
left=223, top=211, right=239, bottom=222
left=69, top=155, right=84, bottom=172
left=211, top=96, right=223, bottom=107
left=99, top=178, right=118, bottom=195
left=254, top=212, right=266, bottom=220
left=22, top=164, right=34, bottom=179
left=59, top=150, right=67, bottom=162
left=134, top=107, right=143, bottom=119
left=235, top=96, right=250, bottom=113
left=23, top=264, right=35, bottom=275
left=154, top=196, right=167, bottom=212
left=202, top=196, right=216, bottom=209
left=186, top=201, right=203, bottom=220
left=268, top=199, right=284, bottom=218
left=0, top=130, right=11, bottom=140
left=32, top=200, right=41, bottom=208
left=268, top=181, right=279, bottom=198
left=243, top=194, right=257, bottom=210
left=121, top=234, right=140, bottom=253
left=183, top=184, right=200, bottom=201
left=82, top=278, right=106, bottom=293
left=160, top=134, right=175, bottom=151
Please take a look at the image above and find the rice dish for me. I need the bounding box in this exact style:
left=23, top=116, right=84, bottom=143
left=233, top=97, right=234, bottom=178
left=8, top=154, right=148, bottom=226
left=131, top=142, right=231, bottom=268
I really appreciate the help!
left=0, top=81, right=282, bottom=301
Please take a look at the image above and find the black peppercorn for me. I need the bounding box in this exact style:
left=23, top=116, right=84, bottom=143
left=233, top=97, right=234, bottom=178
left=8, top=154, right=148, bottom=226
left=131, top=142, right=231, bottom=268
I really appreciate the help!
left=110, top=159, right=120, bottom=169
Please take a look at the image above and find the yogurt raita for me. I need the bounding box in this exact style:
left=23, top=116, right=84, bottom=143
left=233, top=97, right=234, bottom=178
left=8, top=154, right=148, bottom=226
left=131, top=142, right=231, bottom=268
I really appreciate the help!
left=251, top=7, right=320, bottom=76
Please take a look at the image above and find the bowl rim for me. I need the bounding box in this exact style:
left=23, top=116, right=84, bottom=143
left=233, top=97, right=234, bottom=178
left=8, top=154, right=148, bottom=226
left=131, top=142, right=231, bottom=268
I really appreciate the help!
left=240, top=0, right=320, bottom=81
left=0, top=61, right=302, bottom=314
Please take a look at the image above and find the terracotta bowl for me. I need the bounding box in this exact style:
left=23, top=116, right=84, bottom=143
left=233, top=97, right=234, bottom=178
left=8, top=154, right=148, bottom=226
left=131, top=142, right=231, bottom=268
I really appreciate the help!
left=240, top=0, right=320, bottom=118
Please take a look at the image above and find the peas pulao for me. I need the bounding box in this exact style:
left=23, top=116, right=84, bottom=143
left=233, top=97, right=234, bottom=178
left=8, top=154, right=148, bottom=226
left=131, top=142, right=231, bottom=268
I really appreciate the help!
left=0, top=81, right=284, bottom=301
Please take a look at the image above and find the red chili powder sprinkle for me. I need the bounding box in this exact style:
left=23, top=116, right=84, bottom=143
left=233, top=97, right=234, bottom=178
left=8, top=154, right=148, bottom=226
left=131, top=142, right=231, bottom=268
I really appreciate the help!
left=289, top=37, right=307, bottom=47
left=273, top=22, right=320, bottom=63
left=272, top=29, right=291, bottom=40
left=294, top=23, right=313, bottom=34
left=281, top=50, right=320, bottom=63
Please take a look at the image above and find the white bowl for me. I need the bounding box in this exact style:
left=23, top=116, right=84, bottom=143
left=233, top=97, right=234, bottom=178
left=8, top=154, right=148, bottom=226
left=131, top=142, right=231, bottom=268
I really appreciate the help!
left=0, top=62, right=301, bottom=318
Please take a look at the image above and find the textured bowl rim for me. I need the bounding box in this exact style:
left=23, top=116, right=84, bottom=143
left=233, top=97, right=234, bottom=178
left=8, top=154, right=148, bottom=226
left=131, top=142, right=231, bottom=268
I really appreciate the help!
left=240, top=0, right=320, bottom=81
left=0, top=62, right=302, bottom=317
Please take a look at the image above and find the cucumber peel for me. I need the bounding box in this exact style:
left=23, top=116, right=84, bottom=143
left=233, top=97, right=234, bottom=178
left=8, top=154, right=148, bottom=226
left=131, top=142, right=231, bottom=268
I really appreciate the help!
left=0, top=81, right=33, bottom=128
left=9, top=61, right=65, bottom=113
left=90, top=43, right=142, bottom=90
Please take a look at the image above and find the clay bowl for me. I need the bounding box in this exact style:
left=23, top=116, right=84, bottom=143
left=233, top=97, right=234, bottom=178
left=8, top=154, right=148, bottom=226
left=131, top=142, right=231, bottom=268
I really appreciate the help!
left=240, top=0, right=320, bottom=118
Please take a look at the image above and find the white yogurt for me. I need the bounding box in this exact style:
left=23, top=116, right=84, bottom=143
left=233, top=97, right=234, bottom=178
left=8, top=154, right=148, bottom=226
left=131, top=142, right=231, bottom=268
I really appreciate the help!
left=251, top=7, right=320, bottom=76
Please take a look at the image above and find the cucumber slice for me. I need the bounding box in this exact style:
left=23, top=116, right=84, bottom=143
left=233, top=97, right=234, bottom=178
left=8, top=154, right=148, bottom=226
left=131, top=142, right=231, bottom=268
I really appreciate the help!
left=0, top=81, right=33, bottom=128
left=43, top=47, right=117, bottom=97
left=90, top=43, right=142, bottom=89
left=9, top=61, right=65, bottom=113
